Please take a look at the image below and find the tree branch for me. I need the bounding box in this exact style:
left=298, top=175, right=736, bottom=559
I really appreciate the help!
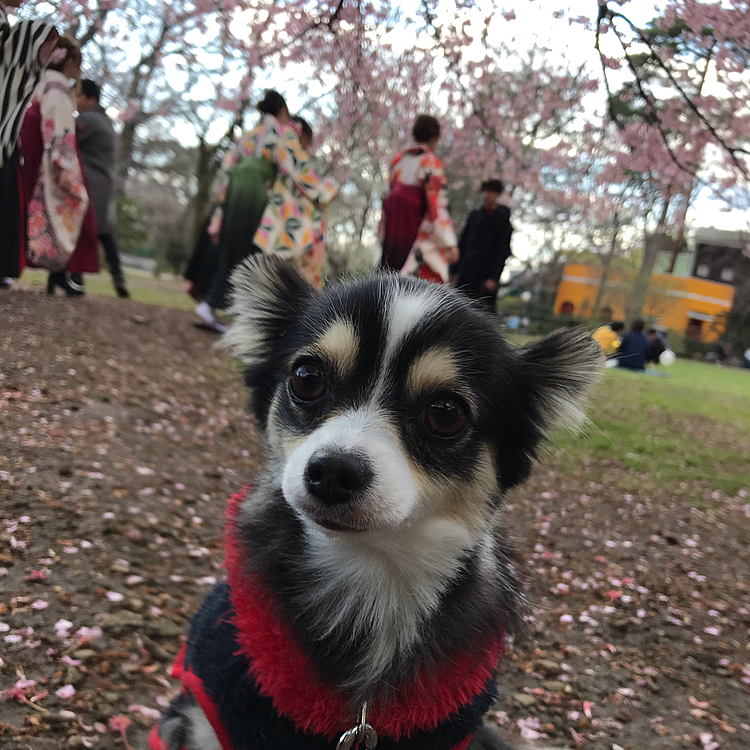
left=607, top=20, right=701, bottom=183
left=608, top=8, right=750, bottom=174
left=77, top=2, right=111, bottom=48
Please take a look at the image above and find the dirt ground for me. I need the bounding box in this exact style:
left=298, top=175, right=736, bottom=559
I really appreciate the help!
left=1, top=288, right=748, bottom=750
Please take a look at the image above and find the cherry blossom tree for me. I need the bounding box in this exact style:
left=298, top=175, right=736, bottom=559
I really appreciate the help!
left=590, top=1, right=750, bottom=320
left=17, top=0, right=750, bottom=294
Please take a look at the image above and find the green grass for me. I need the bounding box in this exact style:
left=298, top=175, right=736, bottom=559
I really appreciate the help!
left=19, top=268, right=196, bottom=311
left=552, top=361, right=750, bottom=501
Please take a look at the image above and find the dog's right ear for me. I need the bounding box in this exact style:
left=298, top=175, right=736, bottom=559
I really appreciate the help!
left=223, top=255, right=316, bottom=425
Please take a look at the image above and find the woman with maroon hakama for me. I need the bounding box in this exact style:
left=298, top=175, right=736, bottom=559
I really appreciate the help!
left=379, top=115, right=458, bottom=284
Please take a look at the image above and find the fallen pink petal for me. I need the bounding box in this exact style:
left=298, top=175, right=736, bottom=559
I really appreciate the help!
left=127, top=704, right=161, bottom=720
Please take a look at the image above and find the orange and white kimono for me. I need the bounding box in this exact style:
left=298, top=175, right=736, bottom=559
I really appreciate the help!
left=380, top=144, right=457, bottom=283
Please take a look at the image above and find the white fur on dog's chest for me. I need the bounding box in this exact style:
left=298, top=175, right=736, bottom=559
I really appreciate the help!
left=303, top=518, right=474, bottom=689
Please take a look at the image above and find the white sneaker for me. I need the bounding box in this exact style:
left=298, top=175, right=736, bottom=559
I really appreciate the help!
left=0, top=277, right=12, bottom=289
left=195, top=301, right=217, bottom=326
left=195, top=301, right=227, bottom=334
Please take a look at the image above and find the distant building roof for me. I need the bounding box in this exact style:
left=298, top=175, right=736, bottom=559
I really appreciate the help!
left=693, top=227, right=748, bottom=250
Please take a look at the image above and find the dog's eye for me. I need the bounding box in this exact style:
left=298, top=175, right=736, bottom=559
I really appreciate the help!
left=424, top=398, right=468, bottom=438
left=290, top=362, right=327, bottom=402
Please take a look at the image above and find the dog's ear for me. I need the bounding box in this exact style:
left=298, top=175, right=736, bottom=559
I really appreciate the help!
left=223, top=255, right=315, bottom=366
left=494, top=327, right=601, bottom=490
left=223, top=255, right=317, bottom=426
left=518, top=326, right=602, bottom=435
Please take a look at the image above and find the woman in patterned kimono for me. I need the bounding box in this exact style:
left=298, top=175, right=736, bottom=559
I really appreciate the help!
left=259, top=115, right=330, bottom=290
left=19, top=36, right=99, bottom=296
left=379, top=115, right=458, bottom=284
left=196, top=91, right=336, bottom=333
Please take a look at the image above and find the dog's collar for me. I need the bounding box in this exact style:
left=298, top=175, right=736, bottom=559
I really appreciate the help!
left=224, top=487, right=506, bottom=742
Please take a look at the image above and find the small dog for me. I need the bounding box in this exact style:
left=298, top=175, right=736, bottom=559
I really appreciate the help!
left=152, top=257, right=600, bottom=750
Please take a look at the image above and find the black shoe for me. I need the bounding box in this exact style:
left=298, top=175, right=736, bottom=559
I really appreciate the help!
left=0, top=277, right=12, bottom=289
left=116, top=285, right=130, bottom=299
left=49, top=272, right=85, bottom=297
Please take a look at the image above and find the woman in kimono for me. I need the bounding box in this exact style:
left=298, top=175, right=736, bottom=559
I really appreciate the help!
left=260, top=115, right=330, bottom=290
left=19, top=35, right=99, bottom=296
left=0, top=0, right=58, bottom=287
left=379, top=114, right=458, bottom=284
left=195, top=91, right=336, bottom=333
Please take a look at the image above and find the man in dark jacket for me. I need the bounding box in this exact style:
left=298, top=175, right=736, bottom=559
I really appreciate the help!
left=76, top=79, right=129, bottom=298
left=452, top=179, right=513, bottom=312
left=616, top=319, right=652, bottom=371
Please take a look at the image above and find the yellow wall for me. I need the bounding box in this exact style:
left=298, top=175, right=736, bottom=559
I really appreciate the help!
left=554, top=264, right=735, bottom=342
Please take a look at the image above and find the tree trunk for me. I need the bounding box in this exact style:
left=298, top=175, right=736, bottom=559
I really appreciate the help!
left=666, top=51, right=712, bottom=274
left=117, top=120, right=138, bottom=199
left=666, top=221, right=687, bottom=274
left=356, top=203, right=370, bottom=251
left=593, top=211, right=619, bottom=314
left=626, top=230, right=671, bottom=324
left=543, top=248, right=566, bottom=309
left=626, top=200, right=671, bottom=323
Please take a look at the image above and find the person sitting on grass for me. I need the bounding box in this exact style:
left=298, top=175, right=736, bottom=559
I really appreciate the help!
left=593, top=320, right=624, bottom=357
left=615, top=318, right=651, bottom=371
left=646, top=327, right=666, bottom=365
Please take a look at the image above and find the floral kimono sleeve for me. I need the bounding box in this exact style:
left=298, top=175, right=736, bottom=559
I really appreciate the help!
left=417, top=151, right=456, bottom=250
left=42, top=84, right=85, bottom=204
left=400, top=150, right=457, bottom=284
left=27, top=82, right=89, bottom=264
left=275, top=127, right=337, bottom=207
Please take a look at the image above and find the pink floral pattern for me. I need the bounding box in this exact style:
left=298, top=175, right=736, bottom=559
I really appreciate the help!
left=26, top=72, right=89, bottom=272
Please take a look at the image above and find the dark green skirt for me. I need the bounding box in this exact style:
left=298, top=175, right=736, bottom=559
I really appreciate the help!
left=207, top=156, right=275, bottom=310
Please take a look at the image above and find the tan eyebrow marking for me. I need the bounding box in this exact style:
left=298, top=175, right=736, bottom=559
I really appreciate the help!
left=309, top=319, right=360, bottom=378
left=406, top=347, right=463, bottom=399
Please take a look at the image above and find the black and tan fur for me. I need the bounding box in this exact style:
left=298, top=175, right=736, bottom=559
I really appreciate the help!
left=160, top=256, right=601, bottom=750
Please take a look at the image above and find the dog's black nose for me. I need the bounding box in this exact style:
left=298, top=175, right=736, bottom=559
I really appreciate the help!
left=304, top=451, right=373, bottom=506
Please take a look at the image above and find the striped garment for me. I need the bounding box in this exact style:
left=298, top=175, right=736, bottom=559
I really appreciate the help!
left=0, top=4, right=57, bottom=168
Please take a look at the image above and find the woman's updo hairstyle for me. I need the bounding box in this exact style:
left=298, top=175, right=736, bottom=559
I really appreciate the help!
left=412, top=114, right=441, bottom=144
left=257, top=90, right=288, bottom=117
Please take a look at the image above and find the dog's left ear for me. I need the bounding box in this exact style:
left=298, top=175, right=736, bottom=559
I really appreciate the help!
left=518, top=326, right=603, bottom=435
left=496, top=327, right=601, bottom=490
left=223, top=255, right=317, bottom=425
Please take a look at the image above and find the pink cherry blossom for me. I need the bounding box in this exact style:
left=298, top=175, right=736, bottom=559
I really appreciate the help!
left=55, top=685, right=76, bottom=699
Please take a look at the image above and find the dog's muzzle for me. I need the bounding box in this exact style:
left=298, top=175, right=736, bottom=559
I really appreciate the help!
left=281, top=409, right=420, bottom=533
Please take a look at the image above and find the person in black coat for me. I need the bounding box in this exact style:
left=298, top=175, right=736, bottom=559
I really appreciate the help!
left=616, top=319, right=652, bottom=371
left=452, top=179, right=513, bottom=312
